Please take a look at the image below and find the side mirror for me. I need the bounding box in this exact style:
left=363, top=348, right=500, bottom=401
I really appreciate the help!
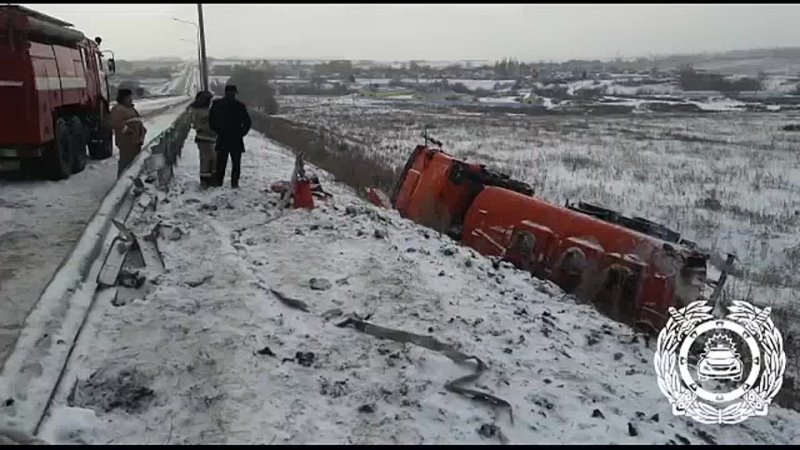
left=108, top=58, right=116, bottom=75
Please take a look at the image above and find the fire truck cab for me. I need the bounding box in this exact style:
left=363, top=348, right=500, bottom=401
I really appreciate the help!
left=0, top=5, right=116, bottom=180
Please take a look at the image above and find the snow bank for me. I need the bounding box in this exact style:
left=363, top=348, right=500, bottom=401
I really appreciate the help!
left=37, top=132, right=800, bottom=444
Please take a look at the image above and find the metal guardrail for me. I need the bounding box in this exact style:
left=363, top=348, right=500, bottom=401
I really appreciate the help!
left=142, top=109, right=191, bottom=189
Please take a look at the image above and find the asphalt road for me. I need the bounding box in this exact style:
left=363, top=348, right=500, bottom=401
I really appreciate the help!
left=0, top=96, right=190, bottom=371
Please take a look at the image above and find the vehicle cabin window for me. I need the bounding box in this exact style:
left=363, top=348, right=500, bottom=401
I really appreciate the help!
left=95, top=52, right=104, bottom=75
left=79, top=48, right=88, bottom=72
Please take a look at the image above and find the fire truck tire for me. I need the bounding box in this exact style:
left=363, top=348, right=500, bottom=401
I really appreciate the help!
left=45, top=117, right=73, bottom=180
left=70, top=117, right=87, bottom=174
left=88, top=125, right=113, bottom=160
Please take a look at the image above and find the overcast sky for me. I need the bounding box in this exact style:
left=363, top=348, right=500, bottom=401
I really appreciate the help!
left=21, top=3, right=800, bottom=61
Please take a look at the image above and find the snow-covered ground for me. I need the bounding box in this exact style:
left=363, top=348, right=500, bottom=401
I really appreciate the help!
left=36, top=131, right=800, bottom=444
left=0, top=102, right=190, bottom=372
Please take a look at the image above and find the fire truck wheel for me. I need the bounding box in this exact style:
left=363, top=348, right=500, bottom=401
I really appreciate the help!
left=45, top=117, right=73, bottom=180
left=70, top=117, right=87, bottom=174
left=88, top=125, right=113, bottom=160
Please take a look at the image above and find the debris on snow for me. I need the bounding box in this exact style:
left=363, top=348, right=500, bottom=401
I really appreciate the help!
left=675, top=434, right=691, bottom=445
left=160, top=225, right=185, bottom=241
left=117, top=269, right=145, bottom=289
left=439, top=246, right=456, bottom=256
left=294, top=351, right=315, bottom=367
left=269, top=288, right=310, bottom=312
left=695, top=429, right=717, bottom=445
left=186, top=274, right=213, bottom=288
left=477, top=423, right=498, bottom=438
left=336, top=315, right=513, bottom=423
left=357, top=404, right=375, bottom=414
left=782, top=123, right=800, bottom=132
left=257, top=346, right=276, bottom=357
left=309, top=278, right=332, bottom=291
left=319, top=378, right=349, bottom=398
left=321, top=308, right=344, bottom=320
left=111, top=292, right=127, bottom=307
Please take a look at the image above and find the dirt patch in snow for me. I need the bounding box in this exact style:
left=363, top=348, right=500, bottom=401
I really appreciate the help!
left=69, top=368, right=155, bottom=415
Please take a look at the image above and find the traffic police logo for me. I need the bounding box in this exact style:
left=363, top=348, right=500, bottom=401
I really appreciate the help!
left=654, top=300, right=786, bottom=424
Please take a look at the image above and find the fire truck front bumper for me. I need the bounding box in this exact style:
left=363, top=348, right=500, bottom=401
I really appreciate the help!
left=0, top=147, right=43, bottom=171
left=0, top=147, right=44, bottom=159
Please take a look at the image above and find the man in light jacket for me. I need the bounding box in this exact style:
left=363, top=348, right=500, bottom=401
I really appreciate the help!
left=110, top=88, right=147, bottom=177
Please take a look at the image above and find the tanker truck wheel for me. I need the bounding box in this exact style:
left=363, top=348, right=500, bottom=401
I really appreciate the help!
left=45, top=117, right=73, bottom=180
left=70, top=117, right=88, bottom=174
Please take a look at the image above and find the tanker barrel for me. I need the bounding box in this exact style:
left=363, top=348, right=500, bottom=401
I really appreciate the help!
left=24, top=16, right=86, bottom=46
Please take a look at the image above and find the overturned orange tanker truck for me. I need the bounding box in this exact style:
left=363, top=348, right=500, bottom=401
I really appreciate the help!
left=378, top=137, right=711, bottom=333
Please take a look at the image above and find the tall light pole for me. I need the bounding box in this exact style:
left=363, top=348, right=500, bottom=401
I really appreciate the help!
left=172, top=16, right=205, bottom=91
left=197, top=4, right=209, bottom=92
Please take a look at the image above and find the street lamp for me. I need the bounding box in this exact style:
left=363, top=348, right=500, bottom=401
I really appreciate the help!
left=197, top=4, right=209, bottom=93
left=172, top=16, right=206, bottom=90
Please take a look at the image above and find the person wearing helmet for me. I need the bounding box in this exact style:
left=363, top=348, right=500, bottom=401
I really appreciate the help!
left=110, top=88, right=147, bottom=177
left=190, top=90, right=218, bottom=188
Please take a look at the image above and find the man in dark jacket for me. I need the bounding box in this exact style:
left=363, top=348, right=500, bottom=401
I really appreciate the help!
left=209, top=84, right=252, bottom=188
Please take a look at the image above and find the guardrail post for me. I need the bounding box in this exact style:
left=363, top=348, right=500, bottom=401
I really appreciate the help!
left=142, top=110, right=192, bottom=192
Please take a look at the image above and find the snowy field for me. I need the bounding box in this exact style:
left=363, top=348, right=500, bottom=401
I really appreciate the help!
left=276, top=94, right=800, bottom=378
left=277, top=95, right=800, bottom=302
left=37, top=132, right=800, bottom=444
left=0, top=101, right=190, bottom=371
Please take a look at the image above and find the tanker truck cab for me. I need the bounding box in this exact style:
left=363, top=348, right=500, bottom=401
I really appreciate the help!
left=0, top=5, right=116, bottom=180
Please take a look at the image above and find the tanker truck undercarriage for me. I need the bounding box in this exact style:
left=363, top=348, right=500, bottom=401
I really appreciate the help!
left=374, top=136, right=715, bottom=333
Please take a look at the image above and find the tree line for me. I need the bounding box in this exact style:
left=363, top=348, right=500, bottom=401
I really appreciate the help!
left=211, top=65, right=279, bottom=115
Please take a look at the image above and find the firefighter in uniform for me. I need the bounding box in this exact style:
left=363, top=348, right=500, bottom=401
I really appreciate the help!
left=110, top=88, right=147, bottom=177
left=189, top=90, right=218, bottom=188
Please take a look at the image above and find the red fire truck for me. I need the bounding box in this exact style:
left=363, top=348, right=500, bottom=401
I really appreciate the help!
left=0, top=5, right=116, bottom=180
